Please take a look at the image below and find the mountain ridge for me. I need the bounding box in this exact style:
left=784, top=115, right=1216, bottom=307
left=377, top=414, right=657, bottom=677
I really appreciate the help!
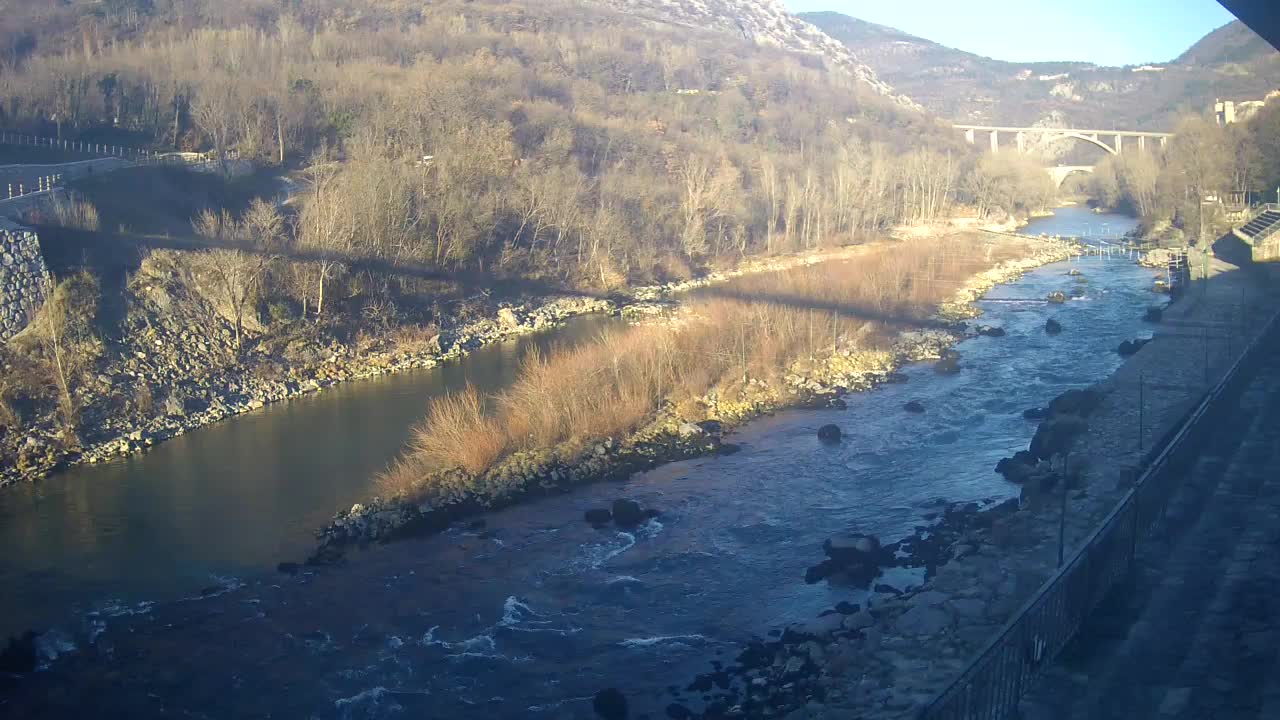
left=803, top=12, right=1280, bottom=129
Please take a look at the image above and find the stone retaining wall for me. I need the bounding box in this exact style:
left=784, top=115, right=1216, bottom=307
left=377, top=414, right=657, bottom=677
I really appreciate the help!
left=0, top=220, right=49, bottom=341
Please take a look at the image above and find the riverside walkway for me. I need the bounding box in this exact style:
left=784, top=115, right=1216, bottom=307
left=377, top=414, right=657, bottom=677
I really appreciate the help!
left=1020, top=300, right=1280, bottom=719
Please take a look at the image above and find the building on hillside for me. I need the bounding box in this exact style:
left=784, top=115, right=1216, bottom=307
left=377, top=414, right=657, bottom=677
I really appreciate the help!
left=1214, top=90, right=1280, bottom=125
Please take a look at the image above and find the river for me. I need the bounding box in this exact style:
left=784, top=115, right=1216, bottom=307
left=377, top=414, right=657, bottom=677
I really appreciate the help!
left=4, top=209, right=1153, bottom=717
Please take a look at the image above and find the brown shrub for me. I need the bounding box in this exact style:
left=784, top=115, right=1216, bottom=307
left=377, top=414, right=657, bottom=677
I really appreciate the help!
left=407, top=385, right=506, bottom=475
left=47, top=196, right=101, bottom=232
left=390, top=235, right=1030, bottom=482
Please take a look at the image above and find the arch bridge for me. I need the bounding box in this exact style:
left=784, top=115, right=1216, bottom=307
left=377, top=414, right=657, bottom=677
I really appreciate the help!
left=954, top=124, right=1175, bottom=187
left=954, top=125, right=1174, bottom=156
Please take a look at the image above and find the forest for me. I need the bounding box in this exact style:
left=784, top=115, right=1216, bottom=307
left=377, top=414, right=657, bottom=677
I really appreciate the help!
left=1091, top=106, right=1280, bottom=243
left=1, top=0, right=1057, bottom=302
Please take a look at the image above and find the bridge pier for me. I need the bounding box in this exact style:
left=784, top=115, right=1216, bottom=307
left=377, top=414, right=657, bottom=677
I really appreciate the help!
left=990, top=130, right=999, bottom=153
left=1114, top=135, right=1123, bottom=154
left=964, top=128, right=975, bottom=145
left=1139, top=136, right=1146, bottom=152
left=1016, top=131, right=1026, bottom=154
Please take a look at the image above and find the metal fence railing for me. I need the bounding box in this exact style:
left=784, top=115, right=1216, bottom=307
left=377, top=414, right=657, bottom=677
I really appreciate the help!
left=921, top=306, right=1280, bottom=720
left=0, top=130, right=156, bottom=160
left=0, top=130, right=224, bottom=169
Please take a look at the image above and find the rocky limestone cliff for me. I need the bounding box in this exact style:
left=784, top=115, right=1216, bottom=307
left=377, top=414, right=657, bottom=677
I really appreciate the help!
left=594, top=0, right=921, bottom=110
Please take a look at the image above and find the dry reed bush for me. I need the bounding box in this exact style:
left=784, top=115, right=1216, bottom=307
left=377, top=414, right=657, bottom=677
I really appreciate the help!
left=47, top=196, right=101, bottom=231
left=388, top=236, right=1027, bottom=484
left=401, top=385, right=507, bottom=477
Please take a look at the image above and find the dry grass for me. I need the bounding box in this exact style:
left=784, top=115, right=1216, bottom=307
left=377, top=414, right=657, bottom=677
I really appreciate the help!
left=46, top=196, right=101, bottom=231
left=402, top=385, right=507, bottom=476
left=380, top=235, right=1029, bottom=496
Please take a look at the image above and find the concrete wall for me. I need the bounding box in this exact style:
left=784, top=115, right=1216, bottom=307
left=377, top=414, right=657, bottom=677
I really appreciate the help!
left=1254, top=235, right=1280, bottom=263
left=0, top=219, right=49, bottom=341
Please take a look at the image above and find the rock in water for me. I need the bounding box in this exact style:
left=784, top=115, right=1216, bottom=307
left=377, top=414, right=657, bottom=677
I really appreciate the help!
left=976, top=325, right=1006, bottom=337
left=934, top=355, right=960, bottom=375
left=995, top=451, right=1038, bottom=483
left=610, top=499, right=645, bottom=528
left=1022, top=407, right=1050, bottom=420
left=1044, top=318, right=1062, bottom=334
left=584, top=508, right=613, bottom=526
left=903, top=400, right=926, bottom=413
left=1143, top=306, right=1163, bottom=323
left=1029, top=416, right=1089, bottom=461
left=593, top=688, right=628, bottom=720
left=1117, top=338, right=1150, bottom=357
left=817, top=424, right=842, bottom=443
left=809, top=533, right=887, bottom=586
left=1048, top=388, right=1103, bottom=417
left=1047, top=291, right=1067, bottom=304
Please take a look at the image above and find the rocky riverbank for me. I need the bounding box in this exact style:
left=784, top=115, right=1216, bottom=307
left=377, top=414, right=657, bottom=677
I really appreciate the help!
left=658, top=255, right=1278, bottom=719
left=314, top=236, right=1076, bottom=558
left=2, top=243, right=934, bottom=488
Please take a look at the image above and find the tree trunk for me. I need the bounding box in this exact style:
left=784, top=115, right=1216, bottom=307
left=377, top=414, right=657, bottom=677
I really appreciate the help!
left=276, top=108, right=285, bottom=165
left=316, top=264, right=326, bottom=319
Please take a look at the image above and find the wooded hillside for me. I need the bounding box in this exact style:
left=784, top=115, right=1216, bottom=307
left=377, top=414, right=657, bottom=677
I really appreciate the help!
left=0, top=0, right=1054, bottom=293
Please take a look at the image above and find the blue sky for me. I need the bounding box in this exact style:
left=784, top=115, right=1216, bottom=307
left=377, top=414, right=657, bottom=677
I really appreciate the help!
left=784, top=0, right=1238, bottom=66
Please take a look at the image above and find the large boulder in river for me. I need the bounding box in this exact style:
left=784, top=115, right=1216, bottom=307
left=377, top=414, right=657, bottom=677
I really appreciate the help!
left=1029, top=415, right=1089, bottom=461
left=817, top=424, right=842, bottom=443
left=1044, top=318, right=1063, bottom=335
left=593, top=688, right=628, bottom=720
left=903, top=400, right=926, bottom=413
left=995, top=451, right=1038, bottom=483
left=806, top=533, right=890, bottom=587
left=976, top=325, right=1006, bottom=337
left=934, top=351, right=961, bottom=375
left=585, top=508, right=613, bottom=526
left=1048, top=388, right=1103, bottom=417
left=1047, top=291, right=1067, bottom=304
left=610, top=499, right=645, bottom=528
left=825, top=534, right=881, bottom=560
left=1023, top=407, right=1051, bottom=420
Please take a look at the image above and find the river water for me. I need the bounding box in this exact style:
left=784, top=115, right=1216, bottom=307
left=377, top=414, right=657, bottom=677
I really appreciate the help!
left=4, top=209, right=1154, bottom=717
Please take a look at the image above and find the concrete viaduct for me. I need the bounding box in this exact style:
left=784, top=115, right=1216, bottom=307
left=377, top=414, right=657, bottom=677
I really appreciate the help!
left=953, top=124, right=1176, bottom=187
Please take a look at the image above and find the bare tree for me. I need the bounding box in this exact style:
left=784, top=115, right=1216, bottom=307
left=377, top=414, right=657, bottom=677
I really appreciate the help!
left=191, top=209, right=274, bottom=354
left=296, top=162, right=355, bottom=318
left=30, top=272, right=100, bottom=435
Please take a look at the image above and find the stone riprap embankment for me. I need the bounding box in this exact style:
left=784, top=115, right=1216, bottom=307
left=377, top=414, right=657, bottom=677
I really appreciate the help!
left=0, top=219, right=49, bottom=341
left=673, top=258, right=1278, bottom=719
left=1, top=286, right=613, bottom=485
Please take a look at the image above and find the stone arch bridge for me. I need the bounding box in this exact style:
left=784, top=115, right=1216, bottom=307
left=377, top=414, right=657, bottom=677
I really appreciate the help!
left=954, top=124, right=1176, bottom=187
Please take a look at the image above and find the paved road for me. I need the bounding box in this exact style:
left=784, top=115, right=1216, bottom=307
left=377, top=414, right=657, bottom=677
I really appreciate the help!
left=1021, top=325, right=1280, bottom=719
